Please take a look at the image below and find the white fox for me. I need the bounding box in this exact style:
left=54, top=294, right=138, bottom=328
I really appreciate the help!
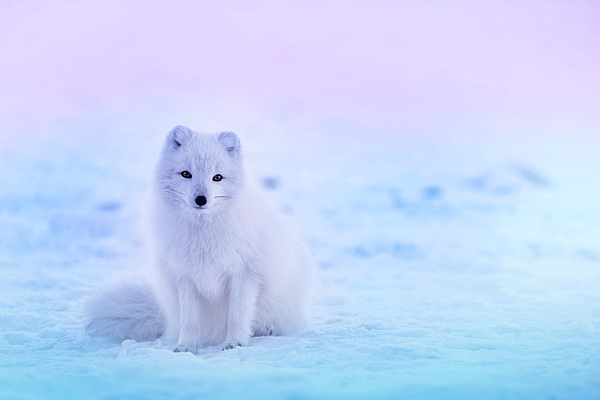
left=86, top=126, right=314, bottom=352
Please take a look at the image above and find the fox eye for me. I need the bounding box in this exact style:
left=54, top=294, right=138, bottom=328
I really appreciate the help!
left=212, top=174, right=223, bottom=182
left=181, top=171, right=192, bottom=179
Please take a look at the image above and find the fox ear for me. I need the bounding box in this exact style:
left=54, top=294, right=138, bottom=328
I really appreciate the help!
left=169, top=125, right=193, bottom=147
left=218, top=131, right=240, bottom=154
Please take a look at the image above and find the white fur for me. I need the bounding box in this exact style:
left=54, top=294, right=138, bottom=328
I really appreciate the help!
left=86, top=126, right=314, bottom=352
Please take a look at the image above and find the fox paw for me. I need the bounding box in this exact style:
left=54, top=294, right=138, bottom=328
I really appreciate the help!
left=253, top=326, right=273, bottom=337
left=222, top=340, right=242, bottom=351
left=173, top=343, right=198, bottom=354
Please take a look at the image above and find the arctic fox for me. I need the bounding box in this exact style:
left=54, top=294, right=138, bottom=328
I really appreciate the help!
left=86, top=126, right=314, bottom=352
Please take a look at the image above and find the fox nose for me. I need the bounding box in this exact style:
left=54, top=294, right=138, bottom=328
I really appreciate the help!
left=195, top=196, right=207, bottom=207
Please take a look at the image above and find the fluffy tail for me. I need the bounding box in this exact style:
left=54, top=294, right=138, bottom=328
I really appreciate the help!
left=85, top=279, right=166, bottom=342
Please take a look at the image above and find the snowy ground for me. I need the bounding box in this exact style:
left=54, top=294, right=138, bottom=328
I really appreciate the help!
left=1, top=1, right=600, bottom=399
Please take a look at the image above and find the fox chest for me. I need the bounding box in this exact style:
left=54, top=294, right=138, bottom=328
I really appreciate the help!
left=166, top=235, right=251, bottom=298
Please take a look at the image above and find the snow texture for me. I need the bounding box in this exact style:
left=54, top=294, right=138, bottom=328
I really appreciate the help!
left=1, top=1, right=600, bottom=399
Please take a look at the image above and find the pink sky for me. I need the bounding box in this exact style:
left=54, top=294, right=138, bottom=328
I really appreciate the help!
left=1, top=0, right=599, bottom=133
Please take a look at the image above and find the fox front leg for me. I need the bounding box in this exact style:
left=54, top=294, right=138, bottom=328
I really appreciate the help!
left=222, top=277, right=260, bottom=350
left=173, top=283, right=202, bottom=354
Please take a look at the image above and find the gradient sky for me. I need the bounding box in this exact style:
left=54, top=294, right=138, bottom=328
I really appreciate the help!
left=1, top=0, right=599, bottom=135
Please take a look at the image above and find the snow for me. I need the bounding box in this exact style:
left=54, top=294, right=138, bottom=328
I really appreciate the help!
left=1, top=1, right=600, bottom=399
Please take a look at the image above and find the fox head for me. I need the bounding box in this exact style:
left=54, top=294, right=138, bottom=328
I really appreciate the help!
left=155, top=126, right=244, bottom=213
